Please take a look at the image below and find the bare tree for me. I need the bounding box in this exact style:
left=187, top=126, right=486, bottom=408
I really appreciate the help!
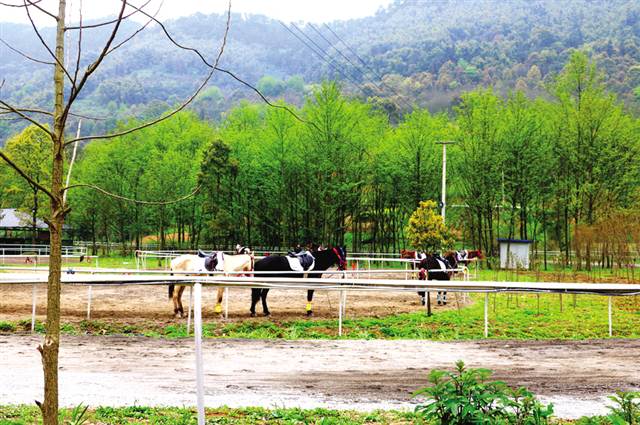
left=0, top=1, right=233, bottom=423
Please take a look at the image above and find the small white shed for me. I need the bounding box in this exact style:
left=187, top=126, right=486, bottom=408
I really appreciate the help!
left=498, top=238, right=533, bottom=269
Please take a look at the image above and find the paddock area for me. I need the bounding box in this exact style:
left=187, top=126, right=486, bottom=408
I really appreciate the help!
left=0, top=276, right=470, bottom=325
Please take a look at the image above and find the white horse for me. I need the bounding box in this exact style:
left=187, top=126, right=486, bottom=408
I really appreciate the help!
left=169, top=247, right=253, bottom=318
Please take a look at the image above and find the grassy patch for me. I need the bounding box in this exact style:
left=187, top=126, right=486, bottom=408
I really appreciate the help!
left=2, top=292, right=638, bottom=340
left=0, top=404, right=621, bottom=424
left=0, top=405, right=424, bottom=424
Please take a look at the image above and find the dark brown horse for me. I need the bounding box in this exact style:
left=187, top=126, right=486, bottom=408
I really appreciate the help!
left=401, top=249, right=457, bottom=308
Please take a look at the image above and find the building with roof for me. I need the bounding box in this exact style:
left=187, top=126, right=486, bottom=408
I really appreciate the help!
left=0, top=208, right=72, bottom=245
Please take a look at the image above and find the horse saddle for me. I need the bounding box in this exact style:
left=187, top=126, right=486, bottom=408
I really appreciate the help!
left=197, top=249, right=214, bottom=258
left=196, top=250, right=223, bottom=272
left=286, top=251, right=315, bottom=272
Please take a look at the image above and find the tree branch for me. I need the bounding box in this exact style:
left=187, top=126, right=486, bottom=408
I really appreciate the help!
left=0, top=0, right=42, bottom=7
left=121, top=0, right=319, bottom=131
left=63, top=183, right=201, bottom=205
left=106, top=0, right=163, bottom=57
left=24, top=0, right=58, bottom=20
left=0, top=100, right=54, bottom=136
left=64, top=0, right=152, bottom=30
left=0, top=105, right=52, bottom=116
left=23, top=0, right=75, bottom=86
left=62, top=0, right=127, bottom=123
left=0, top=150, right=55, bottom=201
left=123, top=0, right=214, bottom=67
left=64, top=1, right=232, bottom=146
left=0, top=37, right=54, bottom=65
left=71, top=0, right=83, bottom=86
left=214, top=66, right=319, bottom=131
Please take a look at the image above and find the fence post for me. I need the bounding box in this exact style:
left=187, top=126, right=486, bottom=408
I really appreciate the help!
left=31, top=284, right=37, bottom=333
left=194, top=282, right=205, bottom=425
left=86, top=286, right=92, bottom=320
left=484, top=292, right=489, bottom=338
left=187, top=285, right=192, bottom=334
left=608, top=296, right=612, bottom=337
left=338, top=290, right=344, bottom=336
left=224, top=287, right=229, bottom=319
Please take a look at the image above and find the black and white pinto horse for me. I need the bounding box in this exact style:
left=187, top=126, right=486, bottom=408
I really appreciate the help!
left=417, top=253, right=457, bottom=309
left=250, top=246, right=347, bottom=317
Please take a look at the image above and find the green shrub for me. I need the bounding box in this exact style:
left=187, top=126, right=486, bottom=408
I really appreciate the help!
left=608, top=391, right=640, bottom=424
left=0, top=322, right=15, bottom=332
left=414, top=361, right=553, bottom=424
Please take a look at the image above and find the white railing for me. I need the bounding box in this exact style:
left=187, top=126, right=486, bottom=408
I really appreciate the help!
left=0, top=244, right=87, bottom=257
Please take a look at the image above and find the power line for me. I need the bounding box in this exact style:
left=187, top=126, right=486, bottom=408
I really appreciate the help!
left=311, top=23, right=413, bottom=112
left=322, top=23, right=411, bottom=108
left=283, top=22, right=367, bottom=95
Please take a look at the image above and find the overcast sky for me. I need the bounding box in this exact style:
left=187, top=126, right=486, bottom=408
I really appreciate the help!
left=1, top=0, right=394, bottom=26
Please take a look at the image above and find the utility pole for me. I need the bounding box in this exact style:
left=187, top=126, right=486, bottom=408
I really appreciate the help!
left=436, top=141, right=456, bottom=224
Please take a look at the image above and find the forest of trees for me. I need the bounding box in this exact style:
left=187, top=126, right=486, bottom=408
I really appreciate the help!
left=3, top=52, right=637, bottom=269
left=1, top=0, right=640, bottom=140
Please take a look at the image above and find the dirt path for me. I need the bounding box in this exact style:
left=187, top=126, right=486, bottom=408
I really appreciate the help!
left=2, top=335, right=638, bottom=419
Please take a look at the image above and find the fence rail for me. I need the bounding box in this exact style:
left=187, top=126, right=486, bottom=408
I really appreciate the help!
left=2, top=269, right=639, bottom=425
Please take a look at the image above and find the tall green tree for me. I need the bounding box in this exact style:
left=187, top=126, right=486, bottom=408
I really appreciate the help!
left=1, top=125, right=53, bottom=244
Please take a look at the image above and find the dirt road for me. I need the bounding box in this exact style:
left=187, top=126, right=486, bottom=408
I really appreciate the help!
left=2, top=335, right=638, bottom=419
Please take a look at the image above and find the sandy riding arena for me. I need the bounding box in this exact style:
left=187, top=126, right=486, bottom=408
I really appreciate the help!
left=0, top=277, right=466, bottom=324
left=1, top=335, right=639, bottom=419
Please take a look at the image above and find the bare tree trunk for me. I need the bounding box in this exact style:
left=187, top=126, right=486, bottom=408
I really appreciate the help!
left=39, top=2, right=66, bottom=424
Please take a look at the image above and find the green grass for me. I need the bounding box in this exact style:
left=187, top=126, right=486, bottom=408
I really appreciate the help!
left=0, top=404, right=618, bottom=424
left=4, top=293, right=638, bottom=340
left=0, top=405, right=425, bottom=424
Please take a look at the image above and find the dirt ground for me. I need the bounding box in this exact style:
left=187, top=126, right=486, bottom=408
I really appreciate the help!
left=2, top=335, right=638, bottom=419
left=0, top=271, right=467, bottom=325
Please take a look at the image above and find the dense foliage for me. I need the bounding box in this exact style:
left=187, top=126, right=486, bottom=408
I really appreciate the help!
left=2, top=52, right=639, bottom=267
left=2, top=0, right=640, bottom=140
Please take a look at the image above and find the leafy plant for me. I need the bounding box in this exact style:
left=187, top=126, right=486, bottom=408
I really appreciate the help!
left=414, top=361, right=553, bottom=424
left=68, top=403, right=89, bottom=425
left=608, top=391, right=640, bottom=424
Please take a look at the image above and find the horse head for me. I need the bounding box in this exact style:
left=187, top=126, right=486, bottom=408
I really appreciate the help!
left=400, top=249, right=416, bottom=259
left=469, top=249, right=485, bottom=260
left=331, top=246, right=348, bottom=271
left=235, top=244, right=252, bottom=255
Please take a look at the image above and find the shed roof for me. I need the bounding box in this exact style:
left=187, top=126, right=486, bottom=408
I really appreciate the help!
left=0, top=208, right=48, bottom=229
left=497, top=238, right=533, bottom=244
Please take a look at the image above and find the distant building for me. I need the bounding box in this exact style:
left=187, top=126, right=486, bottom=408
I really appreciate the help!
left=0, top=208, right=73, bottom=246
left=497, top=238, right=533, bottom=269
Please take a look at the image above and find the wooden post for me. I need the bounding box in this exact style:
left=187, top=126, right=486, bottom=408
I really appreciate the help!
left=194, top=283, right=205, bottom=425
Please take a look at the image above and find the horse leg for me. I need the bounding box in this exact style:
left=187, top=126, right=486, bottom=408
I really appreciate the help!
left=437, top=292, right=442, bottom=306
left=442, top=291, right=447, bottom=305
left=306, top=289, right=314, bottom=317
left=417, top=291, right=426, bottom=306
left=250, top=288, right=260, bottom=317
left=215, top=287, right=224, bottom=314
left=176, top=285, right=186, bottom=318
left=260, top=289, right=270, bottom=316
